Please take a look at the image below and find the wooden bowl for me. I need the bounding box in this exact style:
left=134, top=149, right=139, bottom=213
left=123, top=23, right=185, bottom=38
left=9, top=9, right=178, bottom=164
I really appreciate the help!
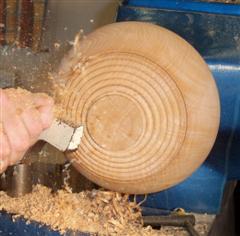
left=57, top=22, right=220, bottom=194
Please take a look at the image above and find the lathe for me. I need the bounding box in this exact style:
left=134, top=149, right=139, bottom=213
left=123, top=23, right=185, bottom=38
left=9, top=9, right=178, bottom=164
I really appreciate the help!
left=0, top=0, right=239, bottom=235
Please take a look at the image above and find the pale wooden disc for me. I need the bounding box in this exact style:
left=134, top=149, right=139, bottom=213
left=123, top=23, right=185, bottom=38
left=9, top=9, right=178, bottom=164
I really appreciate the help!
left=57, top=22, right=220, bottom=194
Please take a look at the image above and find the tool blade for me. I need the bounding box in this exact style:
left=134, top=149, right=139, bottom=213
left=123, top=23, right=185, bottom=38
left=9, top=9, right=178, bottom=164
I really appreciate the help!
left=38, top=119, right=83, bottom=152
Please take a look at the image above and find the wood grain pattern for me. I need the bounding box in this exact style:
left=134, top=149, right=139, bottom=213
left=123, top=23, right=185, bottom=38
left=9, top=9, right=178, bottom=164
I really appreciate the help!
left=19, top=0, right=33, bottom=47
left=5, top=0, right=17, bottom=44
left=57, top=22, right=220, bottom=194
left=0, top=0, right=6, bottom=45
left=32, top=0, right=45, bottom=51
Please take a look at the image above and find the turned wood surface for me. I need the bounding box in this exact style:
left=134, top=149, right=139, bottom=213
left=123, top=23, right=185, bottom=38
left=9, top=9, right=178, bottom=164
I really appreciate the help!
left=57, top=22, right=220, bottom=194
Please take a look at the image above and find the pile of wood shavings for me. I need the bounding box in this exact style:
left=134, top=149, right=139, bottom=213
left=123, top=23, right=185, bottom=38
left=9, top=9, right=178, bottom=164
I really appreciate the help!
left=0, top=185, right=164, bottom=235
left=4, top=87, right=62, bottom=120
left=4, top=87, right=45, bottom=110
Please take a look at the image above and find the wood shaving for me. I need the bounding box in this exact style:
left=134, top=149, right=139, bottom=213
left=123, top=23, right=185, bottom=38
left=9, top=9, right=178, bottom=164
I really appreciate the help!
left=4, top=87, right=51, bottom=113
left=4, top=87, right=62, bottom=119
left=54, top=43, right=61, bottom=49
left=0, top=185, right=165, bottom=235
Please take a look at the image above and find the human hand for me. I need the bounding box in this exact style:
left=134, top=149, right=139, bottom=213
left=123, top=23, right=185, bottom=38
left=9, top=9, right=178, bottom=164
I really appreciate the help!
left=0, top=88, right=54, bottom=173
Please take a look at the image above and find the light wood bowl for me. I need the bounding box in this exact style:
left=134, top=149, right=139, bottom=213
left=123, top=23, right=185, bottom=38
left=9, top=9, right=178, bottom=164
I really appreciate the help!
left=57, top=22, right=220, bottom=194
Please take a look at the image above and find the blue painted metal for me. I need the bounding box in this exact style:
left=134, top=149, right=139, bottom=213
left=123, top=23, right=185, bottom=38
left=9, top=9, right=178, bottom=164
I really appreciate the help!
left=117, top=1, right=240, bottom=213
left=141, top=207, right=171, bottom=216
left=124, top=0, right=240, bottom=16
left=0, top=211, right=90, bottom=236
left=118, top=4, right=240, bottom=56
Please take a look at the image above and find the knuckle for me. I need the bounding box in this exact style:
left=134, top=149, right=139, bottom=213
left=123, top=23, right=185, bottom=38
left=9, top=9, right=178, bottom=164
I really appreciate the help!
left=22, top=109, right=44, bottom=137
left=41, top=111, right=54, bottom=129
left=12, top=138, right=29, bottom=153
left=30, top=122, right=43, bottom=137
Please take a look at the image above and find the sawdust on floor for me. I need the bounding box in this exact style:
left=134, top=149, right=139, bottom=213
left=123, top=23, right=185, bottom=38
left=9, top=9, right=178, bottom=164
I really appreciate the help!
left=0, top=184, right=210, bottom=236
left=0, top=185, right=162, bottom=235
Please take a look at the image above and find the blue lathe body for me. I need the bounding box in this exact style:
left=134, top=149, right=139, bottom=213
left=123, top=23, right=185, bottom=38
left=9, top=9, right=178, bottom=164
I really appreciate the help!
left=117, top=0, right=240, bottom=214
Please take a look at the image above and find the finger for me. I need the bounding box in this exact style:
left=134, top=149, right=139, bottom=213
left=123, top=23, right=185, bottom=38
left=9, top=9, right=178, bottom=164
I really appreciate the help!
left=33, top=93, right=54, bottom=108
left=0, top=90, right=16, bottom=168
left=0, top=159, right=8, bottom=173
left=38, top=104, right=54, bottom=129
left=0, top=132, right=10, bottom=173
left=33, top=94, right=54, bottom=129
left=2, top=91, right=30, bottom=153
left=0, top=132, right=11, bottom=158
left=0, top=132, right=10, bottom=169
left=5, top=115, right=28, bottom=165
left=3, top=95, right=30, bottom=163
left=4, top=88, right=33, bottom=113
left=21, top=108, right=44, bottom=143
left=3, top=113, right=30, bottom=165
